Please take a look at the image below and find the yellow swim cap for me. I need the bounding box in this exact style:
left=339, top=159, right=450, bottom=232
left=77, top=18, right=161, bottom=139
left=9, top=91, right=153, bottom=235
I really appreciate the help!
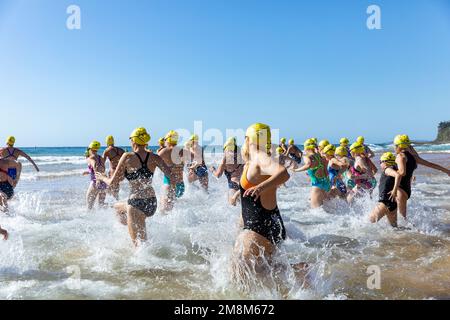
left=190, top=134, right=199, bottom=142
left=323, top=144, right=336, bottom=156
left=158, top=137, right=165, bottom=146
left=381, top=152, right=396, bottom=165
left=289, top=139, right=295, bottom=145
left=394, top=134, right=411, bottom=149
left=246, top=123, right=272, bottom=152
left=130, top=127, right=151, bottom=146
left=106, top=135, right=114, bottom=146
left=223, top=137, right=237, bottom=151
left=350, top=142, right=364, bottom=154
left=89, top=140, right=101, bottom=151
left=304, top=138, right=317, bottom=150
left=335, top=146, right=348, bottom=157
left=280, top=138, right=287, bottom=144
left=340, top=138, right=349, bottom=146
left=318, top=140, right=330, bottom=150
left=311, top=138, right=318, bottom=144
left=276, top=147, right=284, bottom=155
left=357, top=136, right=365, bottom=144
left=6, top=136, right=15, bottom=146
left=165, top=130, right=179, bottom=145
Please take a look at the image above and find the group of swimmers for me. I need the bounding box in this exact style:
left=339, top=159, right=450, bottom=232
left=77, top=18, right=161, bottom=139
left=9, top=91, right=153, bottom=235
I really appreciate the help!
left=1, top=125, right=449, bottom=287
left=0, top=136, right=40, bottom=240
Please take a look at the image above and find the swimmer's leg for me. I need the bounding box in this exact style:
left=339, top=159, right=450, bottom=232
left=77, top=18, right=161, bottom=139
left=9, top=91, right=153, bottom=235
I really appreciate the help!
left=161, top=184, right=175, bottom=212
left=127, top=206, right=147, bottom=247
left=397, top=189, right=408, bottom=220
left=0, top=225, right=7, bottom=240
left=310, top=187, right=325, bottom=209
left=199, top=175, right=209, bottom=192
left=98, top=191, right=107, bottom=207
left=291, top=262, right=311, bottom=289
left=86, top=184, right=99, bottom=210
left=0, top=193, right=8, bottom=212
left=113, top=201, right=128, bottom=225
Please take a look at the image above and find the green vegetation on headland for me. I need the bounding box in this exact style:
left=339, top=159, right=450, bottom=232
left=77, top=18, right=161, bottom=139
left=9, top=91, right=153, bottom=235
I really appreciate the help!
left=413, top=121, right=450, bottom=145
left=435, top=121, right=450, bottom=143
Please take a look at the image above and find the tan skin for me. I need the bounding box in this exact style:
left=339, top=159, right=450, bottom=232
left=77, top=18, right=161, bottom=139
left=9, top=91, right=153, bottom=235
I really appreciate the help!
left=369, top=165, right=402, bottom=227
left=0, top=145, right=39, bottom=172
left=232, top=139, right=289, bottom=277
left=188, top=141, right=209, bottom=191
left=284, top=144, right=302, bottom=167
left=325, top=153, right=349, bottom=198
left=395, top=145, right=450, bottom=220
left=211, top=148, right=244, bottom=205
left=158, top=142, right=185, bottom=212
left=0, top=158, right=22, bottom=212
left=294, top=150, right=329, bottom=208
left=346, top=151, right=377, bottom=203
left=103, top=145, right=125, bottom=200
left=232, top=139, right=309, bottom=287
left=86, top=150, right=107, bottom=210
left=0, top=225, right=7, bottom=240
left=97, top=141, right=173, bottom=247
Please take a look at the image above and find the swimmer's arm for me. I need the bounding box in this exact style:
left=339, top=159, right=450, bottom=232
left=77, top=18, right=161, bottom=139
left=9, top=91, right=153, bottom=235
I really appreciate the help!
left=154, top=153, right=173, bottom=178
left=230, top=190, right=240, bottom=206
left=367, top=157, right=378, bottom=175
left=16, top=149, right=39, bottom=172
left=366, top=147, right=375, bottom=158
left=385, top=168, right=401, bottom=200
left=244, top=161, right=289, bottom=199
left=396, top=154, right=407, bottom=177
left=212, top=158, right=225, bottom=178
left=294, top=156, right=311, bottom=172
left=415, top=156, right=450, bottom=175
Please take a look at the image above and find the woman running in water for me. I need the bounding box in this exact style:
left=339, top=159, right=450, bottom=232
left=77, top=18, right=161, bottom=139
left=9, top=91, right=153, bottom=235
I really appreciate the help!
left=323, top=145, right=348, bottom=199
left=158, top=130, right=186, bottom=212
left=356, top=136, right=375, bottom=158
left=369, top=152, right=402, bottom=227
left=318, top=140, right=330, bottom=156
left=294, top=139, right=331, bottom=208
left=212, top=137, right=244, bottom=205
left=103, top=135, right=125, bottom=200
left=0, top=157, right=22, bottom=212
left=96, top=127, right=173, bottom=246
left=157, top=138, right=165, bottom=153
left=0, top=136, right=40, bottom=172
left=393, top=134, right=450, bottom=221
left=187, top=134, right=209, bottom=192
left=231, top=123, right=293, bottom=283
left=0, top=225, right=7, bottom=240
left=346, top=142, right=377, bottom=203
left=279, top=138, right=288, bottom=154
left=339, top=137, right=352, bottom=159
left=285, top=139, right=303, bottom=167
left=86, top=141, right=107, bottom=210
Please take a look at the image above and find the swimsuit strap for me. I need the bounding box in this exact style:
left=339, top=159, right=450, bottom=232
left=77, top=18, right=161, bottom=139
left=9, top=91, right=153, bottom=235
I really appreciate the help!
left=134, top=152, right=150, bottom=168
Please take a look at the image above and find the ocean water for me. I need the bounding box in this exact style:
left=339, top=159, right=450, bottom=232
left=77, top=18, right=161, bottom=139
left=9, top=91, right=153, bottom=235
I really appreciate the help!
left=0, top=144, right=449, bottom=300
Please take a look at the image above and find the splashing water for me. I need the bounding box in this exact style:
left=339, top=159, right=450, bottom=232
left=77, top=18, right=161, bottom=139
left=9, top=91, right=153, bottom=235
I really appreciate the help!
left=0, top=149, right=449, bottom=299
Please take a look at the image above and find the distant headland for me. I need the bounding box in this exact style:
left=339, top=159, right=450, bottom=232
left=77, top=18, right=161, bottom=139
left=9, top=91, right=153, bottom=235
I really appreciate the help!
left=434, top=121, right=450, bottom=144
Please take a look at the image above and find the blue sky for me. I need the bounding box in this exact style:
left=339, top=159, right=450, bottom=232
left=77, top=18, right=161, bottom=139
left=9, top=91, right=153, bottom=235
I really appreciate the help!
left=1, top=0, right=450, bottom=146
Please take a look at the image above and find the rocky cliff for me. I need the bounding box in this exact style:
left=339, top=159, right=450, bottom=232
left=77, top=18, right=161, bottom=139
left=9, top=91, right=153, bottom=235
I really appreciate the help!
left=435, top=121, right=450, bottom=143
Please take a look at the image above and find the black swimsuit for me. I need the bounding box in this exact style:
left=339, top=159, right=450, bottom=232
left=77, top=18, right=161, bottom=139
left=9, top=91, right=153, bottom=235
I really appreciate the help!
left=125, top=152, right=157, bottom=217
left=239, top=186, right=286, bottom=245
left=399, top=151, right=417, bottom=199
left=378, top=166, right=398, bottom=212
left=0, top=181, right=14, bottom=200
